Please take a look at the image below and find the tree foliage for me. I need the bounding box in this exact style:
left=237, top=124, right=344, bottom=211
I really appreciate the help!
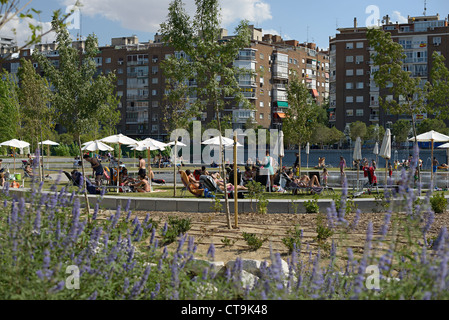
left=426, top=51, right=449, bottom=119
left=367, top=28, right=427, bottom=142
left=0, top=71, right=20, bottom=143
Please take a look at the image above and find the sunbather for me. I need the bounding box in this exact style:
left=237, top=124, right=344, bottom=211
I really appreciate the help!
left=131, top=173, right=152, bottom=193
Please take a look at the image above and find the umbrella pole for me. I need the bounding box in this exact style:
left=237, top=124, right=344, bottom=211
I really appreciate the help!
left=385, top=159, right=388, bottom=186
left=13, top=147, right=16, bottom=175
left=430, top=140, right=434, bottom=188
left=117, top=143, right=121, bottom=193
left=148, top=148, right=152, bottom=192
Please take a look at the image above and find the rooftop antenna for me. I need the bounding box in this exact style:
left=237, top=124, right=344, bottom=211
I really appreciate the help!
left=423, top=0, right=427, bottom=16
left=307, top=25, right=309, bottom=44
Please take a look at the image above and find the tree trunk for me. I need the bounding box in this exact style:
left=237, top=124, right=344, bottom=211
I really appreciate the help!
left=78, top=135, right=91, bottom=223
left=40, top=127, right=44, bottom=183
left=173, top=141, right=177, bottom=197
left=298, top=143, right=302, bottom=177
left=217, top=106, right=232, bottom=229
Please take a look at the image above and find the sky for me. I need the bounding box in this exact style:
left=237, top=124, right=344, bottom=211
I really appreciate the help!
left=2, top=0, right=449, bottom=50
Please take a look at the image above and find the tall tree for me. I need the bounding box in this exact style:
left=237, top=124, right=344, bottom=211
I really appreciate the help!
left=0, top=71, right=20, bottom=145
left=33, top=19, right=120, bottom=220
left=367, top=28, right=427, bottom=144
left=17, top=58, right=54, bottom=181
left=392, top=119, right=412, bottom=147
left=161, top=53, right=196, bottom=197
left=283, top=71, right=316, bottom=177
left=0, top=0, right=80, bottom=62
left=426, top=52, right=449, bottom=119
left=160, top=0, right=252, bottom=229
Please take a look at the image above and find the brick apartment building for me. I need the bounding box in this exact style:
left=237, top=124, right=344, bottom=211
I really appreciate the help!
left=329, top=14, right=449, bottom=134
left=1, top=26, right=330, bottom=140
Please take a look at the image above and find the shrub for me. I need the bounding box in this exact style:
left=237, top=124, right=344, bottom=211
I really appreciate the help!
left=304, top=195, right=320, bottom=213
left=242, top=232, right=267, bottom=251
left=430, top=192, right=447, bottom=214
left=282, top=225, right=303, bottom=253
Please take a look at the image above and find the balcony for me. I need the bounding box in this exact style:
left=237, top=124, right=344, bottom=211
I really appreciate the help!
left=272, top=71, right=288, bottom=80
left=370, top=115, right=380, bottom=122
left=272, top=83, right=287, bottom=91
left=127, top=60, right=149, bottom=66
left=272, top=89, right=288, bottom=102
left=127, top=95, right=149, bottom=100
left=127, top=72, right=149, bottom=78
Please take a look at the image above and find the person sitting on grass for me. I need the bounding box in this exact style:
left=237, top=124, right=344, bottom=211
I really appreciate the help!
left=24, top=164, right=34, bottom=178
left=209, top=172, right=248, bottom=192
left=131, top=173, right=152, bottom=193
left=298, top=175, right=321, bottom=188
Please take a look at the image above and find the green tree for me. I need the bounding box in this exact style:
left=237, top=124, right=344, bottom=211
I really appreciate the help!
left=426, top=52, right=449, bottom=118
left=0, top=1, right=80, bottom=62
left=161, top=53, right=196, bottom=197
left=283, top=72, right=316, bottom=176
left=0, top=72, right=20, bottom=146
left=328, top=126, right=345, bottom=147
left=33, top=20, right=120, bottom=219
left=160, top=0, right=252, bottom=229
left=367, top=27, right=427, bottom=144
left=366, top=124, right=385, bottom=144
left=417, top=118, right=449, bottom=135
left=349, top=121, right=367, bottom=144
left=17, top=58, right=54, bottom=180
left=392, top=119, right=412, bottom=146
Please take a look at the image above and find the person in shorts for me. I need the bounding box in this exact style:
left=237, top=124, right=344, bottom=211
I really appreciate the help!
left=138, top=156, right=146, bottom=177
left=83, top=154, right=104, bottom=187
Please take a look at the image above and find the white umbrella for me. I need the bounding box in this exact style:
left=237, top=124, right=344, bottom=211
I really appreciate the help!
left=438, top=143, right=449, bottom=188
left=373, top=141, right=379, bottom=169
left=133, top=139, right=168, bottom=192
left=82, top=140, right=114, bottom=152
left=409, top=130, right=449, bottom=183
left=167, top=141, right=187, bottom=147
left=101, top=134, right=139, bottom=191
left=0, top=139, right=30, bottom=174
left=380, top=129, right=391, bottom=185
left=39, top=140, right=59, bottom=146
left=202, top=136, right=243, bottom=148
left=353, top=137, right=362, bottom=191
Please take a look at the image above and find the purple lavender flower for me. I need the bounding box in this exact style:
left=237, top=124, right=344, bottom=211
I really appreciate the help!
left=88, top=291, right=98, bottom=300
left=49, top=281, right=65, bottom=294
left=206, top=243, right=215, bottom=261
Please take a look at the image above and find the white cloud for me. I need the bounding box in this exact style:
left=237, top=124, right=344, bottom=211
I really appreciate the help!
left=392, top=11, right=408, bottom=24
left=63, top=0, right=272, bottom=33
left=0, top=15, right=57, bottom=47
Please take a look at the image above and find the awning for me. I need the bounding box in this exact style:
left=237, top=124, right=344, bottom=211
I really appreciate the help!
left=277, top=101, right=289, bottom=108
left=311, top=89, right=319, bottom=97
left=275, top=112, right=287, bottom=119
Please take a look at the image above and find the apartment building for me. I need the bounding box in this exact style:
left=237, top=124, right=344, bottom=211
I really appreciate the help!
left=329, top=14, right=449, bottom=133
left=1, top=26, right=330, bottom=140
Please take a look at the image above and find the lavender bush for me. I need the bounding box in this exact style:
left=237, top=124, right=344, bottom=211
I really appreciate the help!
left=0, top=145, right=448, bottom=300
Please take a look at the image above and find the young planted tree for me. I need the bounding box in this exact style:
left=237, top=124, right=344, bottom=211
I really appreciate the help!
left=426, top=52, right=449, bottom=118
left=0, top=72, right=20, bottom=145
left=367, top=28, right=427, bottom=144
left=33, top=19, right=120, bottom=220
left=160, top=0, right=252, bottom=229
left=283, top=71, right=317, bottom=177
left=17, top=58, right=54, bottom=181
left=161, top=54, right=196, bottom=197
left=0, top=0, right=80, bottom=62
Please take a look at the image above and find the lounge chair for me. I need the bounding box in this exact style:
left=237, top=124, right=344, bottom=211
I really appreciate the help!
left=180, top=170, right=204, bottom=198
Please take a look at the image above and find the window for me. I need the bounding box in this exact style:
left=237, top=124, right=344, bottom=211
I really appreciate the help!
left=152, top=78, right=158, bottom=84
left=152, top=66, right=158, bottom=74
left=118, top=79, right=124, bottom=86
left=356, top=82, right=364, bottom=89
left=356, top=109, right=364, bottom=117
left=302, top=59, right=305, bottom=64
left=259, top=113, right=264, bottom=120
left=346, top=69, right=354, bottom=76
left=356, top=96, right=364, bottom=103
left=356, top=69, right=364, bottom=76
left=152, top=90, right=157, bottom=96
left=433, top=37, right=442, bottom=46
left=346, top=109, right=354, bottom=116
left=260, top=102, right=264, bottom=108
left=346, top=82, right=354, bottom=90
left=152, top=101, right=159, bottom=108
left=346, top=56, right=354, bottom=63
left=117, top=68, right=123, bottom=74
left=346, top=96, right=354, bottom=103
left=346, top=42, right=354, bottom=49
left=260, top=53, right=264, bottom=60
left=356, top=42, right=364, bottom=49
left=105, top=57, right=112, bottom=64
left=356, top=55, right=364, bottom=64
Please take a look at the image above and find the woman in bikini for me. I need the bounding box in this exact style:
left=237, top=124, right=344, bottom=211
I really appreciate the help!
left=131, top=173, right=152, bottom=193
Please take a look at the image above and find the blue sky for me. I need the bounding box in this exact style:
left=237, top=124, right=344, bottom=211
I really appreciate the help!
left=2, top=0, right=449, bottom=49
